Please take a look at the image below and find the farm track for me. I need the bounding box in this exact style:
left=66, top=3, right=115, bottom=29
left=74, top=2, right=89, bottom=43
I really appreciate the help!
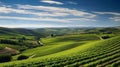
left=0, top=47, right=19, bottom=54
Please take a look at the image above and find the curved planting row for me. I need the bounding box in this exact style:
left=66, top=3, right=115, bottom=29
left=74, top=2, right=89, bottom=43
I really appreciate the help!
left=0, top=36, right=120, bottom=67
left=108, top=60, right=120, bottom=67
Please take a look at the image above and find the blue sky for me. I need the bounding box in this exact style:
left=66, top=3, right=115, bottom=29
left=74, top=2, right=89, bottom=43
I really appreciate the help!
left=0, top=0, right=120, bottom=28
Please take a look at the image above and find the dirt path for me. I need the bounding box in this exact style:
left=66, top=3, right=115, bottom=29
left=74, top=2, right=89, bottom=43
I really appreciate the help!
left=29, top=54, right=36, bottom=58
left=0, top=47, right=20, bottom=54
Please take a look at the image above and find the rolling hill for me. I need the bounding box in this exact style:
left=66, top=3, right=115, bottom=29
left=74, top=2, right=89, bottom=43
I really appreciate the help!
left=0, top=27, right=41, bottom=36
left=0, top=27, right=120, bottom=37
left=14, top=34, right=100, bottom=58
left=0, top=34, right=120, bottom=67
left=34, top=27, right=120, bottom=36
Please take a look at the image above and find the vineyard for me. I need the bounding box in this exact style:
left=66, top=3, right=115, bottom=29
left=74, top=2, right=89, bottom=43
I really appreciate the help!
left=0, top=0, right=120, bottom=66
left=16, top=34, right=100, bottom=58
left=0, top=34, right=120, bottom=67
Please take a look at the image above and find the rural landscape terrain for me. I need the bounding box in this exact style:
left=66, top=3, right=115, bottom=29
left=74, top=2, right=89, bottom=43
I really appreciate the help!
left=0, top=0, right=120, bottom=67
left=0, top=27, right=120, bottom=67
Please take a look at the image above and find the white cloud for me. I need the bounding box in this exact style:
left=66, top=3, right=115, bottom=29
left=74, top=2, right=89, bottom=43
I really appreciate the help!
left=0, top=4, right=96, bottom=18
left=0, top=7, right=27, bottom=13
left=0, top=24, right=68, bottom=28
left=110, top=17, right=120, bottom=22
left=0, top=4, right=96, bottom=23
left=0, top=6, right=69, bottom=16
left=66, top=18, right=96, bottom=21
left=17, top=4, right=96, bottom=18
left=0, top=16, right=95, bottom=23
left=95, top=12, right=120, bottom=22
left=41, top=0, right=63, bottom=5
left=0, top=16, right=70, bottom=22
left=94, top=12, right=120, bottom=16
left=68, top=1, right=77, bottom=5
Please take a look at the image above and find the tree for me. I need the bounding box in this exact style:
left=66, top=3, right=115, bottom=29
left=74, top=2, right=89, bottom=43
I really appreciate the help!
left=18, top=37, right=26, bottom=43
left=51, top=34, right=56, bottom=37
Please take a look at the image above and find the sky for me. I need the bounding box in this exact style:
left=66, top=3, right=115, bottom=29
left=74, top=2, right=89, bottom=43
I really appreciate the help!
left=0, top=0, right=120, bottom=28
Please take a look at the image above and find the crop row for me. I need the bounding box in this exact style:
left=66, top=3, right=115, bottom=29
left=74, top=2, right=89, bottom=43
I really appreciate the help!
left=1, top=36, right=120, bottom=67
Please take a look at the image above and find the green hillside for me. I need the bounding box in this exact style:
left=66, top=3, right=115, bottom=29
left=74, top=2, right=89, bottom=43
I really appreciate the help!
left=0, top=44, right=24, bottom=50
left=0, top=27, right=42, bottom=36
left=41, top=34, right=100, bottom=44
left=34, top=27, right=120, bottom=36
left=0, top=27, right=119, bottom=37
left=14, top=34, right=100, bottom=58
left=0, top=35, right=120, bottom=67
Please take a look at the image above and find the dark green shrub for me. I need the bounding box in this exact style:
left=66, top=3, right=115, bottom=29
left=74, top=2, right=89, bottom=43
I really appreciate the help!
left=18, top=37, right=26, bottom=43
left=0, top=54, right=12, bottom=63
left=17, top=55, right=29, bottom=60
left=101, top=36, right=110, bottom=39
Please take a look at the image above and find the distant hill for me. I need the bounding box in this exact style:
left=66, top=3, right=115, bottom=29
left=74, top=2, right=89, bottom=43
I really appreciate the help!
left=0, top=27, right=42, bottom=36
left=13, top=28, right=40, bottom=36
left=98, top=27, right=120, bottom=34
left=115, top=26, right=120, bottom=29
left=87, top=27, right=120, bottom=34
left=34, top=27, right=120, bottom=36
left=0, top=26, right=120, bottom=36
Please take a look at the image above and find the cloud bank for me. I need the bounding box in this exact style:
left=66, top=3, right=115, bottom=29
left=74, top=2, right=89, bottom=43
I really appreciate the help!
left=41, top=0, right=63, bottom=5
left=95, top=11, right=120, bottom=22
left=0, top=4, right=96, bottom=22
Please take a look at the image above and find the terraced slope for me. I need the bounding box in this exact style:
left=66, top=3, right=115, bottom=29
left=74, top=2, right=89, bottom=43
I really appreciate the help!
left=0, top=36, right=120, bottom=67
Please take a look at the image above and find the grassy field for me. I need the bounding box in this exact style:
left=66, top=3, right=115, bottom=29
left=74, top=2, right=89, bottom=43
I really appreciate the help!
left=13, top=34, right=100, bottom=58
left=0, top=34, right=120, bottom=67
